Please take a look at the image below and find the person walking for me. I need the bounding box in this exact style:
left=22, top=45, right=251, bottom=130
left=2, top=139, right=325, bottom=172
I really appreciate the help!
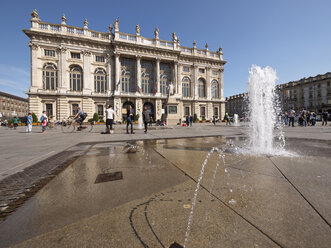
left=189, top=115, right=193, bottom=127
left=13, top=116, right=19, bottom=129
left=126, top=105, right=134, bottom=134
left=185, top=116, right=190, bottom=127
left=142, top=107, right=150, bottom=133
left=105, top=105, right=114, bottom=134
left=322, top=110, right=328, bottom=126
left=224, top=112, right=231, bottom=126
left=41, top=111, right=48, bottom=133
left=288, top=108, right=295, bottom=127
left=212, top=116, right=216, bottom=125
left=26, top=112, right=32, bottom=133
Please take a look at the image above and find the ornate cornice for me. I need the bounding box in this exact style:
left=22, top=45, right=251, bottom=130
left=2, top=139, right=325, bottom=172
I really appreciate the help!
left=28, top=41, right=39, bottom=50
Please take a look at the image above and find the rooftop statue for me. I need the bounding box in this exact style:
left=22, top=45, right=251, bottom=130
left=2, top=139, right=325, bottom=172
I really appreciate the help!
left=136, top=24, right=140, bottom=35
left=154, top=27, right=159, bottom=39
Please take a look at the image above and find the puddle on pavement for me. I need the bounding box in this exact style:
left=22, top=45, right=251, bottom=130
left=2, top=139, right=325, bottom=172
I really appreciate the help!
left=0, top=136, right=330, bottom=248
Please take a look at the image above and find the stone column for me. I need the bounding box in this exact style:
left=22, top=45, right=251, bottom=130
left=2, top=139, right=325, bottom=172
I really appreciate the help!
left=220, top=67, right=224, bottom=100
left=83, top=50, right=92, bottom=94
left=156, top=58, right=160, bottom=95
left=29, top=42, right=40, bottom=93
left=107, top=54, right=111, bottom=93
left=136, top=55, right=142, bottom=94
left=173, top=61, right=178, bottom=94
left=177, top=63, right=182, bottom=96
left=206, top=66, right=211, bottom=99
left=57, top=47, right=67, bottom=93
left=155, top=99, right=162, bottom=121
left=193, top=65, right=198, bottom=99
left=114, top=97, right=122, bottom=122
left=114, top=53, right=121, bottom=93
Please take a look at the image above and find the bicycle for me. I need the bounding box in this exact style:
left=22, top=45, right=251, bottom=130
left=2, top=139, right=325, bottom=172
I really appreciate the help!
left=61, top=117, right=93, bottom=133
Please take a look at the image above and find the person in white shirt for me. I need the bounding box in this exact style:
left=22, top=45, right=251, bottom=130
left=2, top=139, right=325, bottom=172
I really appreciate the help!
left=105, top=105, right=114, bottom=134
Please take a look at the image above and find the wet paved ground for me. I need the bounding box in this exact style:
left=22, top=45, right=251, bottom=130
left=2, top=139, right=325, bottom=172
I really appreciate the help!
left=0, top=137, right=330, bottom=247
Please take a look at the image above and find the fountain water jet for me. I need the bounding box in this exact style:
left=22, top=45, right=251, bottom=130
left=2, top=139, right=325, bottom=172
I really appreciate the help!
left=246, top=65, right=285, bottom=155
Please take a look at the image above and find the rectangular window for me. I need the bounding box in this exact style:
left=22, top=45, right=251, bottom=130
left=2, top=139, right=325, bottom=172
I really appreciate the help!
left=71, top=52, right=81, bottom=59
left=214, top=107, right=219, bottom=118
left=44, top=49, right=55, bottom=57
left=183, top=66, right=190, bottom=72
left=72, top=104, right=79, bottom=116
left=212, top=70, right=218, bottom=76
left=185, top=107, right=190, bottom=116
left=97, top=105, right=104, bottom=116
left=96, top=56, right=105, bottom=62
left=46, top=104, right=53, bottom=117
left=168, top=105, right=177, bottom=114
left=199, top=68, right=205, bottom=73
left=200, top=106, right=206, bottom=118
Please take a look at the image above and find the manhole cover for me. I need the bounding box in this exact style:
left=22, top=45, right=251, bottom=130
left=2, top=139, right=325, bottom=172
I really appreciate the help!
left=95, top=171, right=123, bottom=184
left=169, top=242, right=183, bottom=248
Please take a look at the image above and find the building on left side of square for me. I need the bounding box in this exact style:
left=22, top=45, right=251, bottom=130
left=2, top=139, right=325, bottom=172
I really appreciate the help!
left=0, top=91, right=29, bottom=118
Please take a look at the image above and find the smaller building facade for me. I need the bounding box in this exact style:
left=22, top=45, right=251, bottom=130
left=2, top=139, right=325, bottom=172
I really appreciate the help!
left=278, top=72, right=331, bottom=114
left=0, top=91, right=29, bottom=118
left=226, top=72, right=331, bottom=118
left=225, top=93, right=247, bottom=118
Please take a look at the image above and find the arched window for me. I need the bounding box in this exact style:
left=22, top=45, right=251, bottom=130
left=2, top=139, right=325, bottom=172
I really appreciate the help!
left=70, top=65, right=83, bottom=91
left=198, top=78, right=206, bottom=98
left=43, top=63, right=58, bottom=90
left=182, top=77, right=191, bottom=97
left=121, top=58, right=136, bottom=93
left=141, top=61, right=154, bottom=94
left=211, top=80, right=219, bottom=98
left=160, top=63, right=171, bottom=95
left=94, top=68, right=107, bottom=93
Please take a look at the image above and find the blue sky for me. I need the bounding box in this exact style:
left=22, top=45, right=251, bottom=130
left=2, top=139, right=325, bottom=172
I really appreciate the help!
left=0, top=0, right=330, bottom=98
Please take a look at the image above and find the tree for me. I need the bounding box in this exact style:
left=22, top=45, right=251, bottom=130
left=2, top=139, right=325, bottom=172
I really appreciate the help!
left=93, top=113, right=99, bottom=122
left=32, top=113, right=38, bottom=123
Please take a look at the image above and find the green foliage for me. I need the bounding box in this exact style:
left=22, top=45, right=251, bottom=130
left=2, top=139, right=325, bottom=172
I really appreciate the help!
left=88, top=118, right=94, bottom=123
left=202, top=117, right=206, bottom=121
left=134, top=114, right=139, bottom=121
left=99, top=119, right=105, bottom=123
left=194, top=113, right=198, bottom=122
left=32, top=113, right=38, bottom=123
left=93, top=113, right=99, bottom=122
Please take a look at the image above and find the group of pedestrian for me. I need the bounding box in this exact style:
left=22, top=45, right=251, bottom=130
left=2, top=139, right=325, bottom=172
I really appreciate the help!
left=285, top=108, right=328, bottom=127
left=185, top=116, right=193, bottom=127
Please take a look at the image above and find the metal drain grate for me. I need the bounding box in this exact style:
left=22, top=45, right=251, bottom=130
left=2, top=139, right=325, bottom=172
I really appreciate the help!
left=169, top=242, right=183, bottom=248
left=95, top=171, right=123, bottom=184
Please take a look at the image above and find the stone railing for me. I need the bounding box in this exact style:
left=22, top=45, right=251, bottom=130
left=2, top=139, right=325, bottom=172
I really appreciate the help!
left=33, top=22, right=111, bottom=41
left=32, top=21, right=221, bottom=60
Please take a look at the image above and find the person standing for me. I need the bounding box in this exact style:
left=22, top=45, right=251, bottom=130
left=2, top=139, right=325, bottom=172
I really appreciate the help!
left=126, top=105, right=134, bottom=134
left=185, top=116, right=190, bottom=127
left=212, top=116, right=216, bottom=125
left=26, top=112, right=32, bottom=133
left=224, top=112, right=231, bottom=126
left=322, top=110, right=328, bottom=126
left=142, top=107, right=150, bottom=133
left=189, top=115, right=193, bottom=127
left=41, top=111, right=48, bottom=133
left=288, top=108, right=295, bottom=127
left=105, top=105, right=114, bottom=134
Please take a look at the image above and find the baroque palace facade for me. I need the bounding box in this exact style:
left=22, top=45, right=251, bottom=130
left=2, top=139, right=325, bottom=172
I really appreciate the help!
left=23, top=10, right=226, bottom=124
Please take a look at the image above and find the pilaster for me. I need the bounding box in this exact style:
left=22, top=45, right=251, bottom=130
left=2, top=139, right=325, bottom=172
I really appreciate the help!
left=114, top=53, right=121, bottom=94
left=193, top=65, right=198, bottom=99
left=114, top=97, right=122, bottom=122
left=155, top=99, right=162, bottom=121
left=177, top=63, right=182, bottom=97
left=135, top=98, right=143, bottom=119
left=58, top=46, right=67, bottom=93
left=206, top=66, right=211, bottom=99
left=136, top=55, right=142, bottom=94
left=83, top=50, right=92, bottom=95
left=29, top=42, right=40, bottom=93
left=173, top=61, right=178, bottom=95
left=220, top=67, right=224, bottom=101
left=156, top=58, right=160, bottom=96
left=107, top=54, right=112, bottom=93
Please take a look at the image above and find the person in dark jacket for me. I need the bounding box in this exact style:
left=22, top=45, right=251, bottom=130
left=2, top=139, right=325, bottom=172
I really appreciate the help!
left=142, top=107, right=150, bottom=133
left=126, top=105, right=134, bottom=134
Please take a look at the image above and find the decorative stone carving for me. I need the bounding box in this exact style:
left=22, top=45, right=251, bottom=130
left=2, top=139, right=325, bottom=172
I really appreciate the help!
left=172, top=32, right=178, bottom=43
left=193, top=40, right=197, bottom=48
left=28, top=42, right=38, bottom=50
left=168, top=84, right=175, bottom=96
left=84, top=18, right=88, bottom=29
left=31, top=9, right=39, bottom=19
left=57, top=46, right=67, bottom=54
left=61, top=14, right=66, bottom=25
left=83, top=50, right=91, bottom=56
left=154, top=27, right=159, bottom=39
left=205, top=43, right=208, bottom=49
left=109, top=24, right=113, bottom=33
left=114, top=17, right=119, bottom=31
left=136, top=24, right=140, bottom=35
